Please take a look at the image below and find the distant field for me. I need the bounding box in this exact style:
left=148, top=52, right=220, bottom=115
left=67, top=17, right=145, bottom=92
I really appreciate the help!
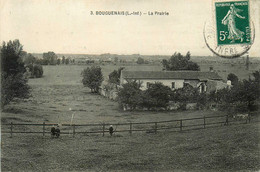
left=1, top=64, right=260, bottom=171
left=4, top=63, right=256, bottom=125
left=2, top=65, right=229, bottom=126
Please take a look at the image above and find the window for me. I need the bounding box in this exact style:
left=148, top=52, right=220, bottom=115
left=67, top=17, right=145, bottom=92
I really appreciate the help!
left=200, top=83, right=206, bottom=93
left=147, top=82, right=151, bottom=88
left=171, top=82, right=175, bottom=89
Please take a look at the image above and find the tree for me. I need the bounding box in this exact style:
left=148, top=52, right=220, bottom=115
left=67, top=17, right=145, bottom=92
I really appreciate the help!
left=108, top=67, right=124, bottom=85
left=1, top=40, right=31, bottom=108
left=65, top=58, right=70, bottom=65
left=251, top=70, right=260, bottom=84
left=57, top=59, right=61, bottom=65
left=186, top=51, right=191, bottom=60
left=23, top=53, right=44, bottom=78
left=118, top=81, right=143, bottom=110
left=43, top=51, right=58, bottom=65
left=62, top=56, right=65, bottom=64
left=32, top=64, right=43, bottom=78
left=142, top=82, right=172, bottom=110
left=227, top=73, right=238, bottom=85
left=187, top=62, right=200, bottom=71
left=171, top=84, right=199, bottom=103
left=82, top=66, right=104, bottom=93
left=25, top=64, right=43, bottom=78
left=162, top=52, right=200, bottom=71
left=136, top=57, right=145, bottom=64
left=212, top=71, right=260, bottom=113
left=23, top=53, right=36, bottom=65
left=35, top=58, right=48, bottom=65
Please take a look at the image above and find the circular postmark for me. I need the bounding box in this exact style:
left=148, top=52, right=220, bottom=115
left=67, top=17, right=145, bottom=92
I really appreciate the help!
left=204, top=1, right=255, bottom=58
left=204, top=20, right=255, bottom=58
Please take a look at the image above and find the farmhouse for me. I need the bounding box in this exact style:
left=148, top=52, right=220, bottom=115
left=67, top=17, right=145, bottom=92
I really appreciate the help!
left=120, top=70, right=230, bottom=93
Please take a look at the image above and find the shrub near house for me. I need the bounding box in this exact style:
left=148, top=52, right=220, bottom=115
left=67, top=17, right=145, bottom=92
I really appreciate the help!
left=142, top=82, right=171, bottom=110
left=117, top=70, right=260, bottom=112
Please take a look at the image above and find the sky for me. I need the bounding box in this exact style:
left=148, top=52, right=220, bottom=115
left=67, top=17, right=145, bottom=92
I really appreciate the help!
left=0, top=0, right=259, bottom=56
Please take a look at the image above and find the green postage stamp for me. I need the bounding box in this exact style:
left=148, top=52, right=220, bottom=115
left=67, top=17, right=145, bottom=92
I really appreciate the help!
left=215, top=1, right=251, bottom=45
left=203, top=0, right=254, bottom=58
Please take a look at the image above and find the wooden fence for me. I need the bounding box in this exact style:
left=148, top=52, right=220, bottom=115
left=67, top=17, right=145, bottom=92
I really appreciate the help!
left=1, top=115, right=251, bottom=138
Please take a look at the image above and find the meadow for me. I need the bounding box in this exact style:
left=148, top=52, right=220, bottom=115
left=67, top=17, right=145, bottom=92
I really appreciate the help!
left=1, top=64, right=260, bottom=171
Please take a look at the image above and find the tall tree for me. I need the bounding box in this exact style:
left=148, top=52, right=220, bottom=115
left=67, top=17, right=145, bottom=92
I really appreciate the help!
left=1, top=40, right=30, bottom=108
left=136, top=57, right=145, bottom=64
left=162, top=52, right=200, bottom=71
left=43, top=51, right=58, bottom=65
left=62, top=56, right=66, bottom=64
left=82, top=66, right=104, bottom=93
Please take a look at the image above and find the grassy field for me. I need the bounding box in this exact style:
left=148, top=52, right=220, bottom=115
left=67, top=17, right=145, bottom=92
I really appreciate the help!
left=1, top=64, right=260, bottom=171
left=2, top=122, right=259, bottom=171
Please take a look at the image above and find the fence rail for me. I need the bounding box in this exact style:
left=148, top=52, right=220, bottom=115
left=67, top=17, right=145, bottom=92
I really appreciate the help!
left=1, top=114, right=252, bottom=138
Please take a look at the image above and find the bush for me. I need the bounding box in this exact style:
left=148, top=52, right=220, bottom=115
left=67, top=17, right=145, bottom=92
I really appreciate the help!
left=178, top=103, right=187, bottom=111
left=234, top=102, right=249, bottom=113
left=33, top=64, right=43, bottom=78
left=227, top=73, right=238, bottom=85
left=118, top=81, right=142, bottom=110
left=142, top=82, right=171, bottom=110
left=25, top=64, right=43, bottom=78
left=35, top=58, right=48, bottom=65
left=210, top=72, right=260, bottom=113
left=82, top=66, right=103, bottom=93
left=196, top=93, right=208, bottom=110
left=171, top=84, right=199, bottom=103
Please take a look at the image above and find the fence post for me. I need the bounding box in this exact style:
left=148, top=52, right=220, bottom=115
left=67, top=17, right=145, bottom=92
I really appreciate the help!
left=203, top=116, right=206, bottom=129
left=73, top=125, right=75, bottom=138
left=226, top=115, right=229, bottom=126
left=10, top=122, right=13, bottom=138
left=102, top=123, right=105, bottom=137
left=180, top=120, right=182, bottom=131
left=43, top=122, right=45, bottom=136
left=154, top=122, right=157, bottom=134
left=129, top=123, right=132, bottom=136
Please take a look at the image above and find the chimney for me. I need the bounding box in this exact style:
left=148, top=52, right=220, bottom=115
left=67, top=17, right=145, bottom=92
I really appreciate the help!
left=227, top=80, right=232, bottom=86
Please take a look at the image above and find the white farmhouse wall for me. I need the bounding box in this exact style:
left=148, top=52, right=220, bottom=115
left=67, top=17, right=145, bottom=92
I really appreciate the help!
left=121, top=79, right=184, bottom=90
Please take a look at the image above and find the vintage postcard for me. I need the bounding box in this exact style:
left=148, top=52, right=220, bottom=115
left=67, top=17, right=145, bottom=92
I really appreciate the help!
left=1, top=0, right=260, bottom=171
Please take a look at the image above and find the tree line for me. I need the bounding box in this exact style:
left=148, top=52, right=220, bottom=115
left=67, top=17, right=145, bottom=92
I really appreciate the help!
left=29, top=52, right=72, bottom=65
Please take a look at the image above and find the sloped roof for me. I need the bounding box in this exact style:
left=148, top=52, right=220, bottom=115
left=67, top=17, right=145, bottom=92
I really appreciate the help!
left=121, top=70, right=223, bottom=80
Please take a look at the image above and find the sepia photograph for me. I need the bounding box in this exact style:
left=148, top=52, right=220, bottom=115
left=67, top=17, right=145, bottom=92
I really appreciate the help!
left=1, top=0, right=260, bottom=171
